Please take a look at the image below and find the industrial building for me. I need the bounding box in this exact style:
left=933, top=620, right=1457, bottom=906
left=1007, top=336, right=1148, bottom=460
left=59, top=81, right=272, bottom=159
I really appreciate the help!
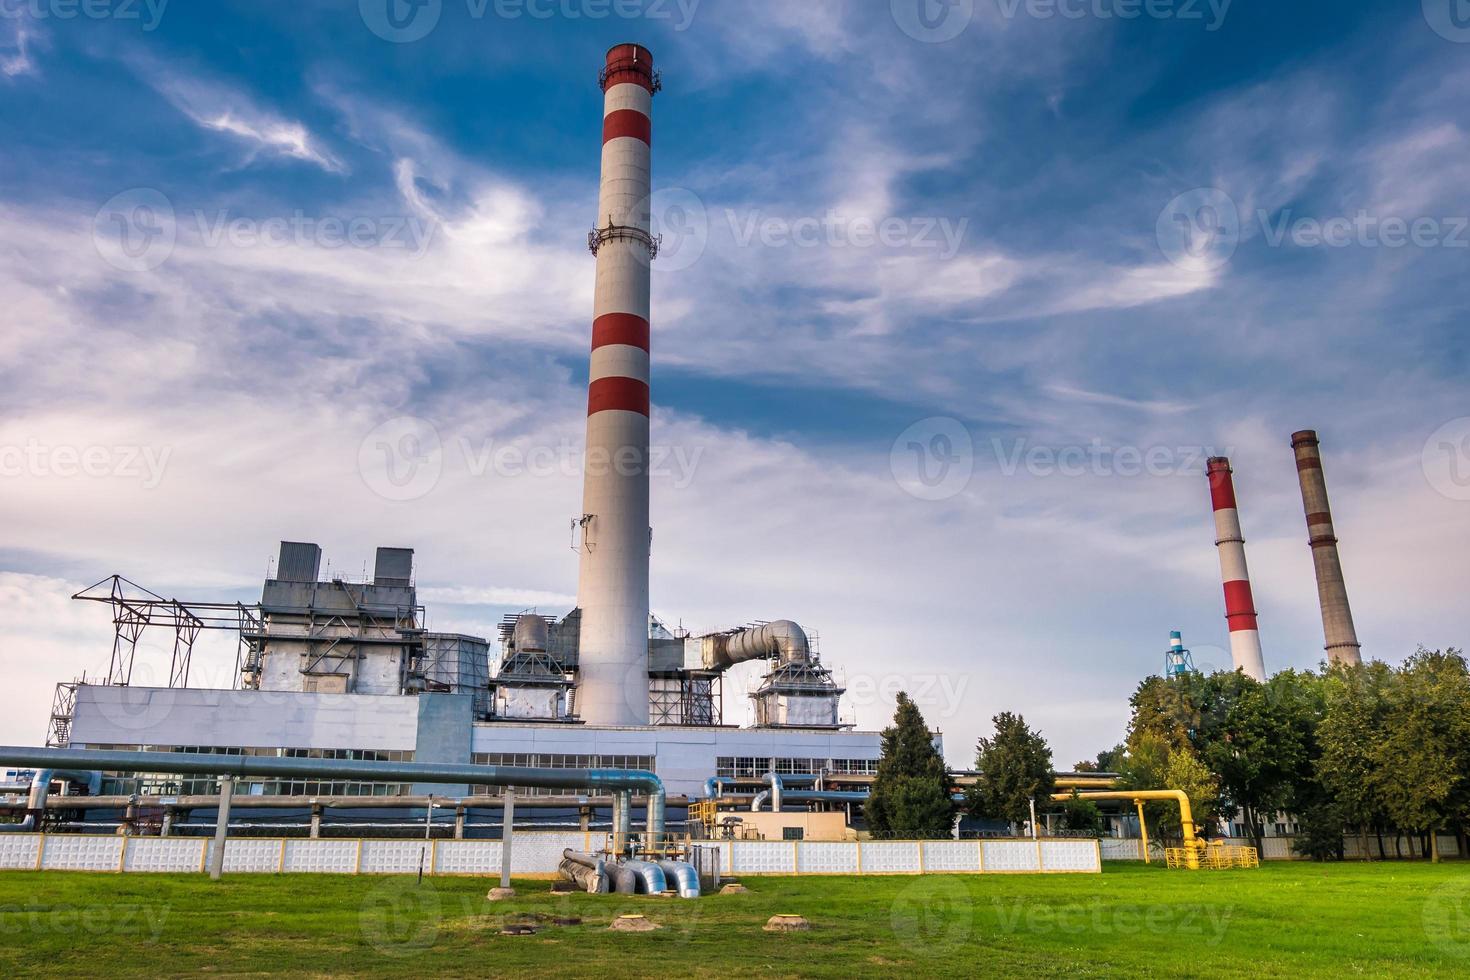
left=25, top=44, right=891, bottom=839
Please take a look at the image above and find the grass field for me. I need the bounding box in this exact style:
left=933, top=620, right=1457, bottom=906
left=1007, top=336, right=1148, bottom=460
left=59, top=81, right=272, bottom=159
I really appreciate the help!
left=1, top=862, right=1467, bottom=977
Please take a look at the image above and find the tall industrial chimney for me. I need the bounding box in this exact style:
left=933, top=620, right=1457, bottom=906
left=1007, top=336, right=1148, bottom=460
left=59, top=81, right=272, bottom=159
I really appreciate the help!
left=575, top=44, right=659, bottom=726
left=1290, top=430, right=1362, bottom=666
left=1206, top=457, right=1267, bottom=681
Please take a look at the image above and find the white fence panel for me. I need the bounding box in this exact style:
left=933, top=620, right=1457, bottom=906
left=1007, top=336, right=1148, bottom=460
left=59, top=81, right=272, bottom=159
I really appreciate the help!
left=43, top=835, right=123, bottom=871
left=433, top=841, right=500, bottom=875
left=124, top=838, right=205, bottom=873
left=982, top=840, right=1041, bottom=872
left=359, top=840, right=425, bottom=874
left=920, top=841, right=981, bottom=873
left=0, top=834, right=42, bottom=870
left=1041, top=840, right=1099, bottom=873
left=862, top=842, right=922, bottom=873
left=284, top=839, right=357, bottom=874
left=730, top=841, right=795, bottom=874
left=796, top=841, right=858, bottom=874
left=209, top=839, right=282, bottom=873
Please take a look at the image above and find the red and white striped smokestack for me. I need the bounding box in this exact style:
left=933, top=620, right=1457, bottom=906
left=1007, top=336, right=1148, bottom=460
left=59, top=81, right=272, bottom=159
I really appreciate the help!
left=1206, top=457, right=1267, bottom=681
left=1290, top=430, right=1362, bottom=666
left=575, top=44, right=659, bottom=726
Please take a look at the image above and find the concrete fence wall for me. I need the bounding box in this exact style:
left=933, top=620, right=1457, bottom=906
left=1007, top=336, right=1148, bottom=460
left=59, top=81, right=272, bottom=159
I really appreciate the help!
left=0, top=833, right=1101, bottom=876
left=1100, top=834, right=1462, bottom=861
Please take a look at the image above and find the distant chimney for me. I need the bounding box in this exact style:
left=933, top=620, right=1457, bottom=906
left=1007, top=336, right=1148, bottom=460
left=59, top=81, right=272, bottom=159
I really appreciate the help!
left=1206, top=458, right=1266, bottom=681
left=1290, top=431, right=1362, bottom=666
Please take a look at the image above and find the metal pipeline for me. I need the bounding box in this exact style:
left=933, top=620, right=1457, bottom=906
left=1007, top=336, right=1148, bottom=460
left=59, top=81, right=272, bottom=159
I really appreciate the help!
left=0, top=770, right=95, bottom=834
left=560, top=850, right=610, bottom=893
left=705, top=620, right=811, bottom=670
left=610, top=863, right=638, bottom=894
left=1052, top=789, right=1201, bottom=867
left=0, top=747, right=665, bottom=840
left=657, top=860, right=700, bottom=898
left=621, top=859, right=667, bottom=895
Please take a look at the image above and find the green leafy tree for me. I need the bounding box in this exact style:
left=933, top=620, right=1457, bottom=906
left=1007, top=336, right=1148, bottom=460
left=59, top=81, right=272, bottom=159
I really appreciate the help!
left=969, top=712, right=1055, bottom=832
left=1074, top=744, right=1127, bottom=773
left=1060, top=791, right=1104, bottom=835
left=1191, top=671, right=1308, bottom=852
left=1317, top=661, right=1393, bottom=858
left=865, top=693, right=954, bottom=839
left=1373, top=649, right=1470, bottom=861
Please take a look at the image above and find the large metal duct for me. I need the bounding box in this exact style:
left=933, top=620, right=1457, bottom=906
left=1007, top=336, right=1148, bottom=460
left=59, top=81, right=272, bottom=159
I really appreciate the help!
left=1206, top=458, right=1267, bottom=681
left=575, top=43, right=660, bottom=726
left=1290, top=431, right=1362, bottom=666
left=0, top=747, right=666, bottom=840
left=705, top=621, right=811, bottom=671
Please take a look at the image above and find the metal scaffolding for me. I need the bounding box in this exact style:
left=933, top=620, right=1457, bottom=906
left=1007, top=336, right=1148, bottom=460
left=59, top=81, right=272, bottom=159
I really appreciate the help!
left=72, top=575, right=264, bottom=690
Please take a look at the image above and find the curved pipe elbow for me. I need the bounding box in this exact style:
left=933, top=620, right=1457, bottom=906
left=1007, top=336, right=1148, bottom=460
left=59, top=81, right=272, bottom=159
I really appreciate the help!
left=751, top=790, right=768, bottom=812
left=711, top=620, right=811, bottom=670
left=621, top=860, right=668, bottom=895
left=657, top=860, right=700, bottom=898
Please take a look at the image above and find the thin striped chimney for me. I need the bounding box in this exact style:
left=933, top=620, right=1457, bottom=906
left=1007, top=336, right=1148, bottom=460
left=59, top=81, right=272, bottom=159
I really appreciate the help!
left=1290, top=430, right=1362, bottom=666
left=575, top=44, right=659, bottom=726
left=1207, top=457, right=1267, bottom=681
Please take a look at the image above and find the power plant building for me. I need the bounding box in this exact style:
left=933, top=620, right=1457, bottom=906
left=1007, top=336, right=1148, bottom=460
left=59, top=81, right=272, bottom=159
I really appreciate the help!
left=44, top=46, right=888, bottom=823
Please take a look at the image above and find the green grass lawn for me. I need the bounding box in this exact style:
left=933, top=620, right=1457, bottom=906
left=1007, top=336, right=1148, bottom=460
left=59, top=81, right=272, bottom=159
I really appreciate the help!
left=1, top=861, right=1467, bottom=978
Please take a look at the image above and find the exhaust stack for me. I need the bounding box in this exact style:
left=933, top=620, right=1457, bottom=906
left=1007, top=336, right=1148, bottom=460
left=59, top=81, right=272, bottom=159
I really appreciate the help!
left=1206, top=457, right=1266, bottom=681
left=1290, top=431, right=1362, bottom=666
left=574, top=44, right=659, bottom=726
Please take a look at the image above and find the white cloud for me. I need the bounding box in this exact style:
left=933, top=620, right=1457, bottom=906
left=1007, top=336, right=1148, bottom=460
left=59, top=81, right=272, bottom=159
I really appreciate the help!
left=140, top=63, right=346, bottom=173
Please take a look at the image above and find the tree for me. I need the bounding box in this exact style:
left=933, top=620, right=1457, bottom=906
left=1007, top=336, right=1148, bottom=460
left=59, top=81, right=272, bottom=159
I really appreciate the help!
left=1317, top=661, right=1392, bottom=859
left=1372, top=649, right=1470, bottom=862
left=1118, top=733, right=1220, bottom=845
left=969, top=712, right=1055, bottom=832
left=1060, top=791, right=1104, bottom=835
left=1191, top=671, right=1308, bottom=852
left=865, top=693, right=953, bottom=839
left=1074, top=744, right=1126, bottom=773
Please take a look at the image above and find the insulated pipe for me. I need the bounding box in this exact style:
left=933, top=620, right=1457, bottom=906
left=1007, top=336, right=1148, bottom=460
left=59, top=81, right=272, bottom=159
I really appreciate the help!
left=1290, top=431, right=1362, bottom=666
left=1206, top=458, right=1267, bottom=681
left=611, top=863, right=638, bottom=894
left=708, top=621, right=811, bottom=670
left=657, top=860, right=700, bottom=898
left=621, top=859, right=668, bottom=895
left=0, top=770, right=93, bottom=834
left=0, top=747, right=666, bottom=841
left=575, top=43, right=659, bottom=727
left=765, top=772, right=783, bottom=812
left=702, top=777, right=723, bottom=799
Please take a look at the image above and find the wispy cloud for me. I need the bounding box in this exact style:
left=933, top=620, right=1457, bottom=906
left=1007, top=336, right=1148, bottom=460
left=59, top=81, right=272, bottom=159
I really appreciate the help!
left=140, top=62, right=345, bottom=173
left=0, top=16, right=40, bottom=78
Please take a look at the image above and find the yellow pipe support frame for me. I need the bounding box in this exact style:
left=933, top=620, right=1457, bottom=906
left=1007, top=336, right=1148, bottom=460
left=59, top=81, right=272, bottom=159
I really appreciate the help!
left=1052, top=789, right=1200, bottom=869
left=1135, top=800, right=1150, bottom=865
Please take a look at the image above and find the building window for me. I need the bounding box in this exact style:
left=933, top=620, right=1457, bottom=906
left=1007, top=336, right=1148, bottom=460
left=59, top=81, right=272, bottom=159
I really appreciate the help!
left=782, top=827, right=805, bottom=841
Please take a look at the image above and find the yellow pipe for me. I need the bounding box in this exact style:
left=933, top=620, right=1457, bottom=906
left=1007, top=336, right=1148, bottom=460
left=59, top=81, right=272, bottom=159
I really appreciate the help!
left=1052, top=789, right=1199, bottom=869
left=1053, top=776, right=1121, bottom=790
left=1135, top=800, right=1150, bottom=864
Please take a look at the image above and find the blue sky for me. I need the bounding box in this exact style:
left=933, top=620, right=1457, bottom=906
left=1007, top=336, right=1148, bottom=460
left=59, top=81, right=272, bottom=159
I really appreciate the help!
left=1, top=1, right=1467, bottom=766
